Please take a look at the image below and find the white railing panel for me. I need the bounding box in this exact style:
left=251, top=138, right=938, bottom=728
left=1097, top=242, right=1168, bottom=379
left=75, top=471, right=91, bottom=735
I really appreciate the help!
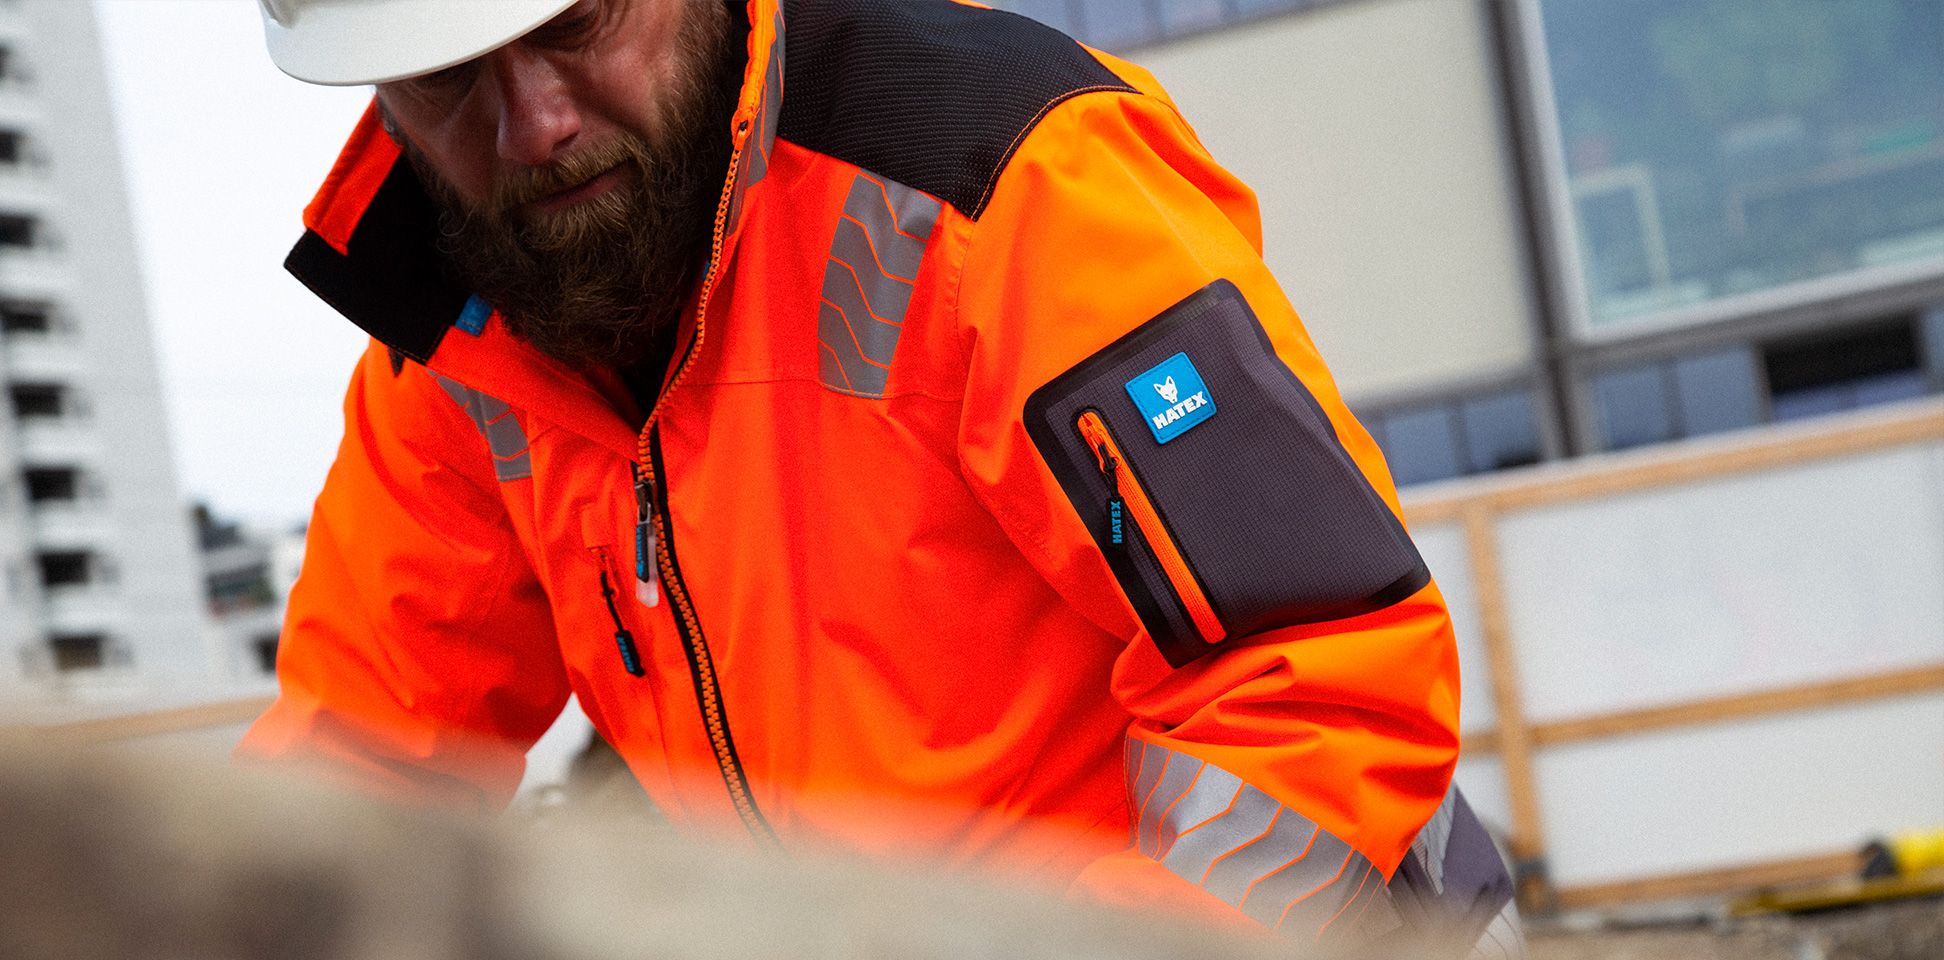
left=1535, top=691, right=1944, bottom=888
left=1496, top=444, right=1944, bottom=722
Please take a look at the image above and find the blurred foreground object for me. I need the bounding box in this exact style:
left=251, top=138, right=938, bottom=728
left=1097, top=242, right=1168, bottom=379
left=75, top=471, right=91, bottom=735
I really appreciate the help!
left=0, top=738, right=1348, bottom=960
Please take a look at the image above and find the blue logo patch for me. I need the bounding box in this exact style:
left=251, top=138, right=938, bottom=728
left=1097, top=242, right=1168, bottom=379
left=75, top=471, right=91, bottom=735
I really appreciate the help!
left=1126, top=352, right=1215, bottom=444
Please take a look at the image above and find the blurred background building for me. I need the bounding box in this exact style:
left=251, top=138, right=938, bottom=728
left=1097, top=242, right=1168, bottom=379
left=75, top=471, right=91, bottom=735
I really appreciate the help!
left=0, top=0, right=223, bottom=717
left=998, top=0, right=1944, bottom=477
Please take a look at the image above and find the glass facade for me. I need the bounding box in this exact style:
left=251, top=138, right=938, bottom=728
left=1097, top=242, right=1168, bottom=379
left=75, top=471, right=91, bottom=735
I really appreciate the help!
left=1533, top=0, right=1944, bottom=330
left=988, top=0, right=1336, bottom=51
left=1365, top=389, right=1543, bottom=487
left=1583, top=314, right=1944, bottom=454
left=1763, top=320, right=1927, bottom=421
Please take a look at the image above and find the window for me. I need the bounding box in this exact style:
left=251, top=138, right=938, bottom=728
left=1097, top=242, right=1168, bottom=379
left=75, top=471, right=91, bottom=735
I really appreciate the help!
left=1000, top=0, right=1077, bottom=34
left=252, top=633, right=279, bottom=674
left=1461, top=392, right=1544, bottom=472
left=1374, top=407, right=1462, bottom=486
left=1585, top=328, right=1935, bottom=450
left=207, top=561, right=273, bottom=612
left=1364, top=387, right=1544, bottom=486
left=1592, top=347, right=1765, bottom=451
left=0, top=300, right=50, bottom=333
left=0, top=212, right=33, bottom=247
left=0, top=130, right=24, bottom=166
left=1673, top=349, right=1764, bottom=436
left=988, top=0, right=1332, bottom=50
left=49, top=633, right=103, bottom=672
left=36, top=550, right=91, bottom=588
left=23, top=466, right=78, bottom=504
left=1527, top=0, right=1944, bottom=331
left=10, top=382, right=62, bottom=418
left=1763, top=319, right=1926, bottom=421
left=1591, top=365, right=1676, bottom=450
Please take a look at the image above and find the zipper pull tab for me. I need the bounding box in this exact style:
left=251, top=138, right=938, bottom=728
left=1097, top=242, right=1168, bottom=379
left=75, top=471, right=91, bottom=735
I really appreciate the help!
left=1077, top=412, right=1127, bottom=553
left=1097, top=442, right=1126, bottom=551
left=632, top=463, right=661, bottom=607
left=599, top=568, right=645, bottom=677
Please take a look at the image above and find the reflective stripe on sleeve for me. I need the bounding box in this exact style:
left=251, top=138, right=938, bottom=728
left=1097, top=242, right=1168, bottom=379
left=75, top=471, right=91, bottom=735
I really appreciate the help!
left=1126, top=739, right=1380, bottom=939
left=1124, top=738, right=1522, bottom=952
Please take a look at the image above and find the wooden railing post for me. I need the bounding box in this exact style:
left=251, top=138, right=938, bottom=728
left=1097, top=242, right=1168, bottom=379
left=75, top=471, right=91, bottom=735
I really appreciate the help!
left=1461, top=503, right=1553, bottom=913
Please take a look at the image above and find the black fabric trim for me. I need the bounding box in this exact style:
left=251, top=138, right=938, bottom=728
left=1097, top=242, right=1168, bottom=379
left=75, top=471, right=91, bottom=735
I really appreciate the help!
left=777, top=0, right=1136, bottom=220
left=283, top=159, right=464, bottom=364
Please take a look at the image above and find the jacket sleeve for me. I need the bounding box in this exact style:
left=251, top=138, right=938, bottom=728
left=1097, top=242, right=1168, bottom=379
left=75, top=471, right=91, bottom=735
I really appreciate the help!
left=235, top=342, right=569, bottom=812
left=952, top=62, right=1463, bottom=942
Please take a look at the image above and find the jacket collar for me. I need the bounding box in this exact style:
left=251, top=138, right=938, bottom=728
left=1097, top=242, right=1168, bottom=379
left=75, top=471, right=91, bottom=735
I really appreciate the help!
left=284, top=0, right=784, bottom=459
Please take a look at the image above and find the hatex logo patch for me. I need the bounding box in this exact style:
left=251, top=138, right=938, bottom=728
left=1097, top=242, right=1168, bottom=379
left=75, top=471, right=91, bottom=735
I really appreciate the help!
left=1127, top=352, right=1215, bottom=444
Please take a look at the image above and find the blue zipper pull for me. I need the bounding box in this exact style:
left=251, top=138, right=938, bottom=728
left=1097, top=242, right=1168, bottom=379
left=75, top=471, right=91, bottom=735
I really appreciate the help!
left=632, top=463, right=661, bottom=607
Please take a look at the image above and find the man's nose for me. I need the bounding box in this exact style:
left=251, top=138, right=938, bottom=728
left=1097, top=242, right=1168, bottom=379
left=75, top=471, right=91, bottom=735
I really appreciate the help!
left=488, top=46, right=581, bottom=166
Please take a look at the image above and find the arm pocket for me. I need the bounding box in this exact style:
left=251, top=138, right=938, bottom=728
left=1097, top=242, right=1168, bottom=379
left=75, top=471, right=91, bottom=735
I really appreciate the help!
left=1024, top=280, right=1429, bottom=667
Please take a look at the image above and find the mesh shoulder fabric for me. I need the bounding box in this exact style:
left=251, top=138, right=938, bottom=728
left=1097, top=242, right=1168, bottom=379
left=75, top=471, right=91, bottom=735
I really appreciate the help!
left=777, top=0, right=1136, bottom=220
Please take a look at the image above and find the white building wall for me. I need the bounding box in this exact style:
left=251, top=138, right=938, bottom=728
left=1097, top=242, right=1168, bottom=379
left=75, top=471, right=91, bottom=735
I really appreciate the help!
left=1131, top=0, right=1536, bottom=403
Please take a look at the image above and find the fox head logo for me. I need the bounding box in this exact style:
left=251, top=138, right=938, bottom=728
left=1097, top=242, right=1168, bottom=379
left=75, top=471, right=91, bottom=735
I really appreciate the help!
left=1154, top=376, right=1179, bottom=405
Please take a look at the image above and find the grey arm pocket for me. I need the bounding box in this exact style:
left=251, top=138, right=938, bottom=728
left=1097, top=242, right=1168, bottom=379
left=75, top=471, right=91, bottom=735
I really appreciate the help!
left=1024, top=280, right=1429, bottom=667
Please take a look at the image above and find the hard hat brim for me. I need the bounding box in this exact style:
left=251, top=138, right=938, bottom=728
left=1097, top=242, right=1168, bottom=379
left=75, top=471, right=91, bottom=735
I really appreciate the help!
left=263, top=0, right=581, bottom=86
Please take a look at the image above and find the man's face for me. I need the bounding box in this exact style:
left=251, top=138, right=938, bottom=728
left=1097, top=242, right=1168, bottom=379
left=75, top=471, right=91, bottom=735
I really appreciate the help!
left=376, top=0, right=738, bottom=369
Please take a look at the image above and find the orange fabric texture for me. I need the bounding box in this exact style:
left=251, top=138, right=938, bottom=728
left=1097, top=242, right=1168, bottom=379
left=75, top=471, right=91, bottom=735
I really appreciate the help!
left=240, top=0, right=1460, bottom=934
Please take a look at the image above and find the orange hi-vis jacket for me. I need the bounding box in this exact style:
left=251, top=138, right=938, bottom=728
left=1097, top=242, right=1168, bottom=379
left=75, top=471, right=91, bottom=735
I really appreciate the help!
left=240, top=0, right=1518, bottom=950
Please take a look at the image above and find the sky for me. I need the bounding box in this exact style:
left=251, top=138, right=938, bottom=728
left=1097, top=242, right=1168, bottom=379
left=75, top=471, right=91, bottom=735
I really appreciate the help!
left=93, top=0, right=374, bottom=529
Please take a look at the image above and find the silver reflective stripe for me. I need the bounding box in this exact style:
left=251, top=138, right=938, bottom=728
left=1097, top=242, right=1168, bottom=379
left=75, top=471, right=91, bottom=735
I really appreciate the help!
left=816, top=170, right=943, bottom=398
left=433, top=374, right=531, bottom=482
left=1466, top=899, right=1526, bottom=960
left=1161, top=782, right=1281, bottom=889
left=1127, top=741, right=1523, bottom=948
left=1411, top=785, right=1458, bottom=896
left=1127, top=740, right=1381, bottom=939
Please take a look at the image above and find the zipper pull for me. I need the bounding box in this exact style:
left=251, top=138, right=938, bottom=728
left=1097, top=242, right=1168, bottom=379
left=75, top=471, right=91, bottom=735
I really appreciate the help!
left=599, top=568, right=645, bottom=677
left=1097, top=442, right=1127, bottom=551
left=1077, top=412, right=1128, bottom=552
left=632, top=463, right=661, bottom=607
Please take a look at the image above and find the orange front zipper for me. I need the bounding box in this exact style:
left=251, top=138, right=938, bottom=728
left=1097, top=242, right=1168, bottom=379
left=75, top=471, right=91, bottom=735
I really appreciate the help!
left=622, top=94, right=784, bottom=852
left=1076, top=411, right=1227, bottom=645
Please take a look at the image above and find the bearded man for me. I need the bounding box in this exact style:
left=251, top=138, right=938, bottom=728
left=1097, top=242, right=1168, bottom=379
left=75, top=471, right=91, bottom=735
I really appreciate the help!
left=240, top=0, right=1522, bottom=954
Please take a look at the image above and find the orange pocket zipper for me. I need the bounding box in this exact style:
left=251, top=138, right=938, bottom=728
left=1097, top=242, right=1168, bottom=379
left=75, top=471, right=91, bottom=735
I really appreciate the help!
left=1076, top=410, right=1226, bottom=645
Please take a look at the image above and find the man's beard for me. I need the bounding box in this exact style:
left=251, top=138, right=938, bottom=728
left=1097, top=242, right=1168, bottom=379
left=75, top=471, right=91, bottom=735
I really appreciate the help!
left=403, top=4, right=738, bottom=369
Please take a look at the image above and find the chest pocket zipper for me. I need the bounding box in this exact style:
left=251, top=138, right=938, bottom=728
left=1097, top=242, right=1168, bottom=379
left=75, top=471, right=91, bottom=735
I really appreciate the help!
left=595, top=554, right=646, bottom=678
left=584, top=502, right=648, bottom=678
left=1076, top=410, right=1227, bottom=645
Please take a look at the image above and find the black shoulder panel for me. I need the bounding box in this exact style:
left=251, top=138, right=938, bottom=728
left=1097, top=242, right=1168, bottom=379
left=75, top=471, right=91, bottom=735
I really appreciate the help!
left=777, top=0, right=1136, bottom=220
left=283, top=159, right=464, bottom=364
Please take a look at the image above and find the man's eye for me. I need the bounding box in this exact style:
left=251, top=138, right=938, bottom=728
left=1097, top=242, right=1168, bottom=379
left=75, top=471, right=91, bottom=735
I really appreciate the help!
left=530, top=1, right=604, bottom=48
left=413, top=61, right=479, bottom=94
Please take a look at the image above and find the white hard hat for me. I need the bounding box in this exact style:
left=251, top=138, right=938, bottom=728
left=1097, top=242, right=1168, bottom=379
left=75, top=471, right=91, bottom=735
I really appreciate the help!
left=259, top=0, right=579, bottom=86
